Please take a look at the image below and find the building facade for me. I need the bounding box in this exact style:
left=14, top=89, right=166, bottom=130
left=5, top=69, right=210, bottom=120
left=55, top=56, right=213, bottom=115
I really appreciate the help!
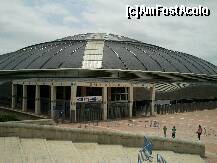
left=0, top=33, right=217, bottom=122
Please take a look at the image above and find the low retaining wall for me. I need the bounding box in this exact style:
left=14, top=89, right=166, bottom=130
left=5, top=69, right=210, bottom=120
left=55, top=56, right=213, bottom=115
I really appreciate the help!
left=0, top=122, right=205, bottom=157
left=9, top=119, right=55, bottom=125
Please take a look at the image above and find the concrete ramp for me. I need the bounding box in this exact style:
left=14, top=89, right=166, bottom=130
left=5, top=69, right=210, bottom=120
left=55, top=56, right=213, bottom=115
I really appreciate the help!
left=0, top=137, right=205, bottom=163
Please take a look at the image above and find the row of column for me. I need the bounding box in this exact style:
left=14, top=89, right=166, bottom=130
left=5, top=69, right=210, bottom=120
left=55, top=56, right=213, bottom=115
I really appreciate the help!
left=11, top=84, right=155, bottom=122
left=11, top=84, right=94, bottom=122
left=12, top=84, right=41, bottom=114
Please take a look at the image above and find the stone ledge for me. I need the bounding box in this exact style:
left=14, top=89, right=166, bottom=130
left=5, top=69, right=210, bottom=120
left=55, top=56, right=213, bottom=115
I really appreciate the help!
left=8, top=119, right=55, bottom=125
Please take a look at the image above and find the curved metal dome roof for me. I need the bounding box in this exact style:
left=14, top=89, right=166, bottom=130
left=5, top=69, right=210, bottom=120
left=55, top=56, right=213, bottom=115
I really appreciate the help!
left=0, top=33, right=217, bottom=76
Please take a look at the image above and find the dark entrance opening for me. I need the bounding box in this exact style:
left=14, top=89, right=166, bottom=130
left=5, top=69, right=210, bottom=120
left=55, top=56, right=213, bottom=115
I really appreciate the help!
left=76, top=87, right=102, bottom=122
left=133, top=100, right=150, bottom=116
left=40, top=85, right=50, bottom=115
left=27, top=85, right=35, bottom=112
left=108, top=87, right=129, bottom=119
left=132, top=87, right=150, bottom=116
left=15, top=85, right=23, bottom=110
left=55, top=86, right=71, bottom=120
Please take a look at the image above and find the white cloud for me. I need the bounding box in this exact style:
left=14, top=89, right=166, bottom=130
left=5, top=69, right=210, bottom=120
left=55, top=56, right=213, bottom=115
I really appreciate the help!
left=35, top=3, right=70, bottom=16
left=63, top=16, right=79, bottom=24
left=0, top=0, right=84, bottom=54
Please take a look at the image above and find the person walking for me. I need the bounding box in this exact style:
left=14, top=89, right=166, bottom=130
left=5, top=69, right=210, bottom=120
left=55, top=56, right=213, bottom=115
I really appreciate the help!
left=163, top=126, right=167, bottom=137
left=196, top=125, right=203, bottom=140
left=172, top=126, right=176, bottom=139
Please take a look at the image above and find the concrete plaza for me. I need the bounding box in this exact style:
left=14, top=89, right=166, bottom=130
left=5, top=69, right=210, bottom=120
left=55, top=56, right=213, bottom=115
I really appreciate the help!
left=59, top=109, right=217, bottom=163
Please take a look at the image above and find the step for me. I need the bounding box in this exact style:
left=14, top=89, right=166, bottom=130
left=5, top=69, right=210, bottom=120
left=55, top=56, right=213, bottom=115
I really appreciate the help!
left=45, top=140, right=81, bottom=163
left=20, top=138, right=52, bottom=163
left=123, top=147, right=139, bottom=162
left=73, top=143, right=99, bottom=163
left=96, top=144, right=129, bottom=162
left=149, top=150, right=205, bottom=163
left=0, top=137, right=206, bottom=163
left=0, top=137, right=24, bottom=163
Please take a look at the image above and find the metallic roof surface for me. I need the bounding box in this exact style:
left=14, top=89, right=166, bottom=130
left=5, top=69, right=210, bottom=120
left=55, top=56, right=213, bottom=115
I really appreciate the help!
left=0, top=33, right=216, bottom=76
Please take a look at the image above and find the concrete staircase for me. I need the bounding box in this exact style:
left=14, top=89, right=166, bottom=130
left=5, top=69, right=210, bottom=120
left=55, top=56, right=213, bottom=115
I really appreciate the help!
left=0, top=137, right=205, bottom=163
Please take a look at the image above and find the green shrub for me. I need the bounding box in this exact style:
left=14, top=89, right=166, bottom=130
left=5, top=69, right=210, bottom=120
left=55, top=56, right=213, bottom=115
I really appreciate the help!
left=0, top=114, right=19, bottom=122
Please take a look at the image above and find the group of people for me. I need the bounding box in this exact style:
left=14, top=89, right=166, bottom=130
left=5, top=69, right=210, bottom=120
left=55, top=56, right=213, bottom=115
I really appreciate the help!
left=162, top=125, right=203, bottom=140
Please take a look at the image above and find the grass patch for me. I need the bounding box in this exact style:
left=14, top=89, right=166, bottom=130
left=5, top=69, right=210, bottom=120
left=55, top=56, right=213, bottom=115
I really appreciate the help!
left=0, top=114, right=19, bottom=122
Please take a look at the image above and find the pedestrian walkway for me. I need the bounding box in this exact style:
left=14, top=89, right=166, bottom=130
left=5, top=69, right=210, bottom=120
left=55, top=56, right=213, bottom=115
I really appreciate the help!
left=0, top=137, right=205, bottom=163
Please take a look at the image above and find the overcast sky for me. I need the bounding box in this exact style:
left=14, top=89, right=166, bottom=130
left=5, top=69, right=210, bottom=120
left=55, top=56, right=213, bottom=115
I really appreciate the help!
left=0, top=0, right=217, bottom=65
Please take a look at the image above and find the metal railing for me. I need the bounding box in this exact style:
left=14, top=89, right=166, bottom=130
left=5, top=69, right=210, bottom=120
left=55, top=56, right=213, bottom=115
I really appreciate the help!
left=135, top=105, right=150, bottom=116
left=156, top=100, right=217, bottom=114
left=76, top=102, right=102, bottom=122
left=107, top=101, right=129, bottom=119
left=55, top=99, right=70, bottom=120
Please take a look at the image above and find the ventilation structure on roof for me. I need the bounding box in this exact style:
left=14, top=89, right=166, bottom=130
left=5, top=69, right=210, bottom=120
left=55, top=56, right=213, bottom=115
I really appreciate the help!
left=82, top=40, right=104, bottom=69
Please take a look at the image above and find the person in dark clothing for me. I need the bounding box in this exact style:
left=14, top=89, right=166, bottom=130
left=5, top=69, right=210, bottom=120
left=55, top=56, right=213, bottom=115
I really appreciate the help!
left=196, top=125, right=202, bottom=140
left=163, top=126, right=167, bottom=137
left=58, top=110, right=64, bottom=123
left=172, top=126, right=176, bottom=139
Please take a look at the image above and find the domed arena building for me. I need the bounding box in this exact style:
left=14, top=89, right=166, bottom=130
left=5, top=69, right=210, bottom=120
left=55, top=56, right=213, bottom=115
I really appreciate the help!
left=0, top=33, right=217, bottom=122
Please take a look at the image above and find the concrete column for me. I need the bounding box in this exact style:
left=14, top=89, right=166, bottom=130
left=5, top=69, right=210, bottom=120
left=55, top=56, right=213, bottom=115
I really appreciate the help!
left=70, top=86, right=77, bottom=122
left=128, top=86, right=133, bottom=118
left=50, top=85, right=56, bottom=119
left=35, top=85, right=41, bottom=115
left=150, top=85, right=156, bottom=116
left=102, top=87, right=107, bottom=120
left=22, top=85, right=27, bottom=112
left=11, top=84, right=17, bottom=109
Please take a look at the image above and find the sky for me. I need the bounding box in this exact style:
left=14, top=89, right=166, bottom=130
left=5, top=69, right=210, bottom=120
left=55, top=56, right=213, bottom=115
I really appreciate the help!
left=0, top=0, right=217, bottom=65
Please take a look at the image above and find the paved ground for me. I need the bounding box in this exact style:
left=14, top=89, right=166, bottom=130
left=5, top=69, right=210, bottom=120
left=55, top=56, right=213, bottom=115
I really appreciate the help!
left=59, top=108, right=217, bottom=163
left=0, top=137, right=205, bottom=163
